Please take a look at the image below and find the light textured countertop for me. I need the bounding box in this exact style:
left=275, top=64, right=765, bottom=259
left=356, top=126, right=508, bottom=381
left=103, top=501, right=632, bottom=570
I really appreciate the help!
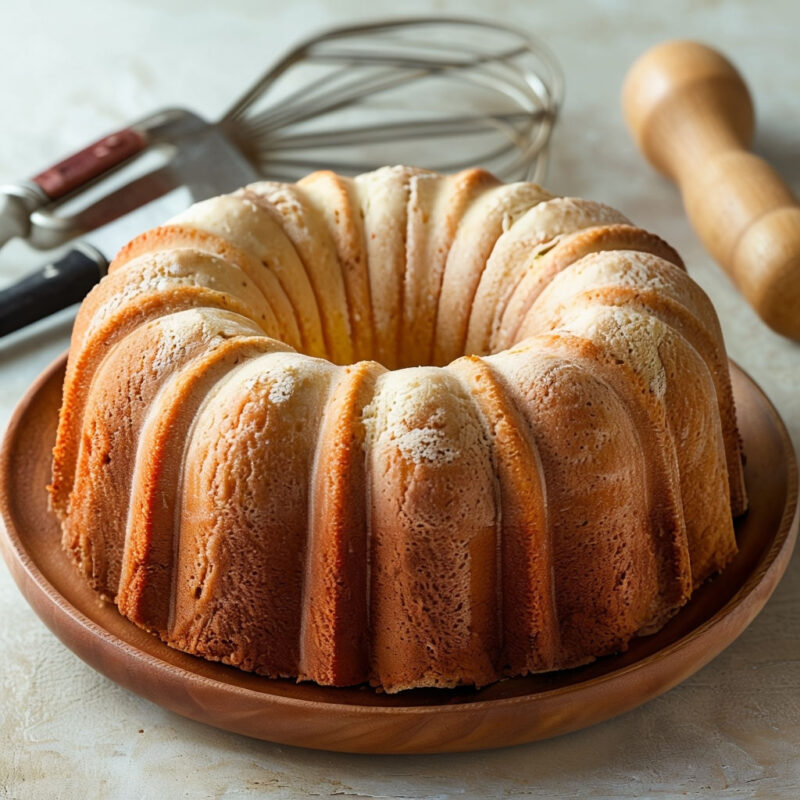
left=1, top=1, right=799, bottom=798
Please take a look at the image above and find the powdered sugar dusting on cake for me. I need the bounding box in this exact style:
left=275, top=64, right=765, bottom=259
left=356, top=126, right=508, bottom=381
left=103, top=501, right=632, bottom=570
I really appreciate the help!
left=496, top=183, right=553, bottom=231
left=267, top=372, right=296, bottom=404
left=85, top=250, right=258, bottom=340
left=573, top=250, right=673, bottom=290
left=237, top=352, right=333, bottom=406
left=559, top=304, right=668, bottom=399
left=363, top=370, right=473, bottom=466
left=395, top=406, right=461, bottom=465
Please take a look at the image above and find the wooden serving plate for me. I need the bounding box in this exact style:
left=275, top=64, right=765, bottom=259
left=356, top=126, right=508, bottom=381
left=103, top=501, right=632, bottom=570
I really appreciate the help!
left=0, top=356, right=797, bottom=754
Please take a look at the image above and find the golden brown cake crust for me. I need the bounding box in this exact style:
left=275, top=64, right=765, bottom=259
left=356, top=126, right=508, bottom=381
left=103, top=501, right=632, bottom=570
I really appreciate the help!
left=50, top=166, right=747, bottom=693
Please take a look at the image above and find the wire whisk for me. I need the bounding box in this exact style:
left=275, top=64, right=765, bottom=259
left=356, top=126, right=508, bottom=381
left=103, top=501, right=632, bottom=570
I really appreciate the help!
left=221, top=18, right=564, bottom=184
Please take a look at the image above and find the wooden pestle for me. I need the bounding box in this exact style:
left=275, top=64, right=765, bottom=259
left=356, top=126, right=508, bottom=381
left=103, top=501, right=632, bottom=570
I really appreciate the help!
left=623, top=40, right=800, bottom=340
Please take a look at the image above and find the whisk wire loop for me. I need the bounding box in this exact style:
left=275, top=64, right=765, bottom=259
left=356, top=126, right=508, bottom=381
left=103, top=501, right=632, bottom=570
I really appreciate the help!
left=220, top=17, right=563, bottom=183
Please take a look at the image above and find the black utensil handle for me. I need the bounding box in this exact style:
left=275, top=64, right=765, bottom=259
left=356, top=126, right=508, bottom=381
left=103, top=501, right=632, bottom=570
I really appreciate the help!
left=0, top=245, right=107, bottom=337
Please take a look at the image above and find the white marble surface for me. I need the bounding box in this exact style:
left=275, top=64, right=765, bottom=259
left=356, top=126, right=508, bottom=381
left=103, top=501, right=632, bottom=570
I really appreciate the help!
left=1, top=1, right=799, bottom=798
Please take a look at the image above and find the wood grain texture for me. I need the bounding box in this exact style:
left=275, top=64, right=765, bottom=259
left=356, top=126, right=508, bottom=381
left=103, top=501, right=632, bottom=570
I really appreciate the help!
left=0, top=355, right=797, bottom=754
left=623, top=40, right=800, bottom=340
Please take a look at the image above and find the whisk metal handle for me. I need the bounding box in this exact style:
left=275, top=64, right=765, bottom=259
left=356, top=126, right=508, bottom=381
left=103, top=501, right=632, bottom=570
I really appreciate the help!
left=0, top=128, right=147, bottom=255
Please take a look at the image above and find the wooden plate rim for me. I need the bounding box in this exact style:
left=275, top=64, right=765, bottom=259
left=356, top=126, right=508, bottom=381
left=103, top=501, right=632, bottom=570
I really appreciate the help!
left=1, top=354, right=798, bottom=718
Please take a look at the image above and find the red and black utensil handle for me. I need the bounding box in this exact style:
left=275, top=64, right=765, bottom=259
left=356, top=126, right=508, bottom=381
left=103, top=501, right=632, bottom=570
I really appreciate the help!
left=32, top=128, right=147, bottom=201
left=0, top=245, right=107, bottom=337
left=0, top=126, right=148, bottom=253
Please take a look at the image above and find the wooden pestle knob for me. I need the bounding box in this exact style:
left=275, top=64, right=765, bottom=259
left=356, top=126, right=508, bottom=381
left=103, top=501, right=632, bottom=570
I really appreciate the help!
left=623, top=40, right=800, bottom=340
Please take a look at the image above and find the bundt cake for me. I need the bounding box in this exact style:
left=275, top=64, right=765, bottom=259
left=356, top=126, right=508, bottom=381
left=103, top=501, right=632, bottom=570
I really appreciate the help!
left=48, top=166, right=747, bottom=693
